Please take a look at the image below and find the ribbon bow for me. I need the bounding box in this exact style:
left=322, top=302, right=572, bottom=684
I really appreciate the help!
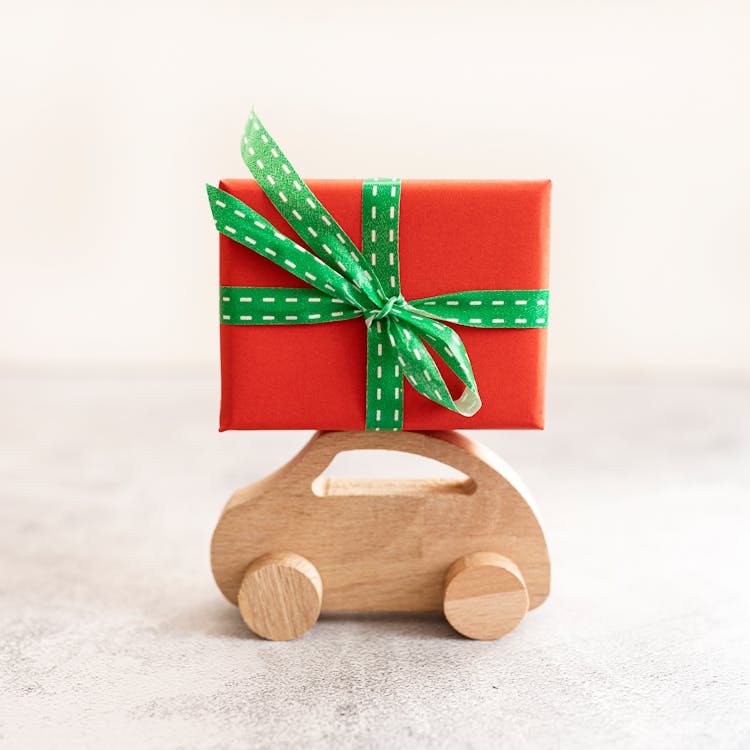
left=208, top=110, right=549, bottom=430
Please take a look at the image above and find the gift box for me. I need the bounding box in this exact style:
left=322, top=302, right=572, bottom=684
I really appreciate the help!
left=216, top=170, right=550, bottom=431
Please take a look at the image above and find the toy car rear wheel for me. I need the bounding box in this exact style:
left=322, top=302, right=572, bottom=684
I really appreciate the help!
left=238, top=551, right=323, bottom=641
left=443, top=552, right=529, bottom=640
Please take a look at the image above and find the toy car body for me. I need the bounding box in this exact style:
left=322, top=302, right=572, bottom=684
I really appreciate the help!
left=211, top=430, right=550, bottom=640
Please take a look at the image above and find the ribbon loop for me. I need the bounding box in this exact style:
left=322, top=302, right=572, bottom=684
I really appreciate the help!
left=241, top=111, right=385, bottom=307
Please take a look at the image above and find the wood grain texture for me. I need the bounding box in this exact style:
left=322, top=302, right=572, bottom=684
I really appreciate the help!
left=237, top=552, right=322, bottom=641
left=443, top=552, right=530, bottom=640
left=211, top=430, right=550, bottom=638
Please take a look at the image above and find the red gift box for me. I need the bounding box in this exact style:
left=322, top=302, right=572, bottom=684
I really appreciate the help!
left=218, top=178, right=550, bottom=431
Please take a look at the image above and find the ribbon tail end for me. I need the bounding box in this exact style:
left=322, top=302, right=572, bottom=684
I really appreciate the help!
left=455, top=388, right=482, bottom=417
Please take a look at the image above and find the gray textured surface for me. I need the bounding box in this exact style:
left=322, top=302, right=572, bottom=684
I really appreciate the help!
left=1, top=375, right=749, bottom=749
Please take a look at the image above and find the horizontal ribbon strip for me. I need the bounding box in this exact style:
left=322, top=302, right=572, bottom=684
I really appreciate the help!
left=220, top=288, right=550, bottom=328
left=208, top=109, right=549, bottom=429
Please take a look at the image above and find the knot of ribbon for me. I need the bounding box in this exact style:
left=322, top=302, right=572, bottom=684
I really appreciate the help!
left=207, top=109, right=549, bottom=430
left=365, top=294, right=406, bottom=327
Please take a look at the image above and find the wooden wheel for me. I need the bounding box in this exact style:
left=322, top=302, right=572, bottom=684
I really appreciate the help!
left=443, top=552, right=529, bottom=640
left=238, top=552, right=323, bottom=641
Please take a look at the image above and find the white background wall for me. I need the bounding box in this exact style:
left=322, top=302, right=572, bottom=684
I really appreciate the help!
left=1, top=0, right=748, bottom=377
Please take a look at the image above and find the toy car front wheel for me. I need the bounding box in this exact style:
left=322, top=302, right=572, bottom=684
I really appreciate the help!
left=443, top=552, right=529, bottom=640
left=238, top=552, right=323, bottom=641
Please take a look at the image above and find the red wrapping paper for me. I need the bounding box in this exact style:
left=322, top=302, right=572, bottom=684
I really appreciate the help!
left=218, top=179, right=550, bottom=430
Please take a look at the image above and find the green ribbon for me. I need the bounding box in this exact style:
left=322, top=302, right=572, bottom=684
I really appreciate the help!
left=208, top=110, right=549, bottom=430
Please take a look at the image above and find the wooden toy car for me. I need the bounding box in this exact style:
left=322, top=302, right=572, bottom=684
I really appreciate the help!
left=211, top=430, right=550, bottom=641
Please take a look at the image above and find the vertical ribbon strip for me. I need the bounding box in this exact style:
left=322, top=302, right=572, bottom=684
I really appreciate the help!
left=363, top=179, right=403, bottom=430
left=209, top=110, right=549, bottom=430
